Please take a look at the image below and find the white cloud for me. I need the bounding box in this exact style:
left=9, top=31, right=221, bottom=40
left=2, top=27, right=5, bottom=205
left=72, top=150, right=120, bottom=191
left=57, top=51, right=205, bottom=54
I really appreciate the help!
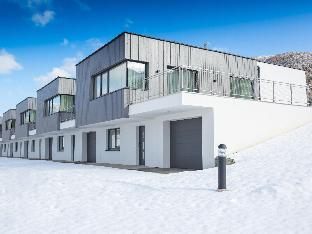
left=0, top=49, right=23, bottom=74
left=31, top=10, right=55, bottom=26
left=125, top=18, right=134, bottom=28
left=34, top=57, right=78, bottom=87
left=61, top=38, right=69, bottom=46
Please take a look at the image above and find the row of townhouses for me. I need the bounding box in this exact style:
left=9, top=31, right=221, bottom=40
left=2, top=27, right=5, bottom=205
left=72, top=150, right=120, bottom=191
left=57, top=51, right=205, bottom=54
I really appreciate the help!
left=1, top=32, right=312, bottom=169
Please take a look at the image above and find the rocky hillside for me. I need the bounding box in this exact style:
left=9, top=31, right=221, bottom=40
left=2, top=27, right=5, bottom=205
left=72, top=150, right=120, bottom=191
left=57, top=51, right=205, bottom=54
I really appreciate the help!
left=256, top=52, right=312, bottom=84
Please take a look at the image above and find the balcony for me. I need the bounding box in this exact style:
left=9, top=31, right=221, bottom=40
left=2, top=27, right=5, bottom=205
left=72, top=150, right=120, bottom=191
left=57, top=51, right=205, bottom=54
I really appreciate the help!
left=59, top=111, right=76, bottom=123
left=28, top=122, right=36, bottom=131
left=9, top=128, right=15, bottom=139
left=59, top=106, right=76, bottom=129
left=129, top=66, right=311, bottom=107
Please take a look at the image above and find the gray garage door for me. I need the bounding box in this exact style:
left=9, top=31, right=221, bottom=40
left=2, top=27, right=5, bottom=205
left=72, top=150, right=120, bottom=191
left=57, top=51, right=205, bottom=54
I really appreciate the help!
left=170, top=117, right=202, bottom=170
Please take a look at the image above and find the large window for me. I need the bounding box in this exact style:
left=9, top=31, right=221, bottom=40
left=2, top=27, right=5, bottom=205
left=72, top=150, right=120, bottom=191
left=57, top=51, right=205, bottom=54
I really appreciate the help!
left=230, top=77, right=254, bottom=99
left=128, top=61, right=147, bottom=90
left=167, top=67, right=199, bottom=94
left=45, top=95, right=75, bottom=116
left=58, top=136, right=64, bottom=152
left=5, top=119, right=15, bottom=130
left=15, top=142, right=18, bottom=152
left=20, top=110, right=36, bottom=125
left=107, top=128, right=120, bottom=151
left=109, top=62, right=127, bottom=93
left=92, top=61, right=146, bottom=99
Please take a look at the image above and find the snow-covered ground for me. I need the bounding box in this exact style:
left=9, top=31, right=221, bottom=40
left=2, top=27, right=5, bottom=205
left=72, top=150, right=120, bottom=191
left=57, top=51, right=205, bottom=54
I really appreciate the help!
left=1, top=123, right=312, bottom=234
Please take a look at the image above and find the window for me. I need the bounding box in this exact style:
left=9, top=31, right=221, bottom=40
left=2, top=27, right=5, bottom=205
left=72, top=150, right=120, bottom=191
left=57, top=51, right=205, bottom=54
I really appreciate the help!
left=109, top=63, right=127, bottom=93
left=91, top=61, right=146, bottom=99
left=107, top=128, right=120, bottom=151
left=15, top=142, right=18, bottom=152
left=167, top=67, right=198, bottom=94
left=45, top=95, right=75, bottom=116
left=5, top=119, right=15, bottom=130
left=230, top=77, right=254, bottom=99
left=31, top=140, right=35, bottom=152
left=128, top=61, right=147, bottom=90
left=58, top=136, right=64, bottom=152
left=20, top=110, right=36, bottom=125
left=4, top=144, right=6, bottom=152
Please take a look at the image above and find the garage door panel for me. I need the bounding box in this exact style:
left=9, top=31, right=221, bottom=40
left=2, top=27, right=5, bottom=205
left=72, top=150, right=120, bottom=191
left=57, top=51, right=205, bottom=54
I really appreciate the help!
left=170, top=117, right=202, bottom=170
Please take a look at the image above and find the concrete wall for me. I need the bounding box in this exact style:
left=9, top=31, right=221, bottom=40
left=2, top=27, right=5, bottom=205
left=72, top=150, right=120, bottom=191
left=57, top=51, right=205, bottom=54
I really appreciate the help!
left=130, top=92, right=312, bottom=158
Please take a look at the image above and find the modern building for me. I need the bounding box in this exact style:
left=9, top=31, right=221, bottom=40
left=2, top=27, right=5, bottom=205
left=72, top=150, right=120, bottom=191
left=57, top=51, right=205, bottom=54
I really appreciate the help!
left=1, top=32, right=312, bottom=169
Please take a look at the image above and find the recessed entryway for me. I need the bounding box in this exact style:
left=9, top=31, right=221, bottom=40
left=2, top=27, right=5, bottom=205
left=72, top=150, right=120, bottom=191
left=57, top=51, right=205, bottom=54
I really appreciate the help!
left=24, top=141, right=29, bottom=159
left=87, top=132, right=96, bottom=163
left=170, top=117, right=202, bottom=170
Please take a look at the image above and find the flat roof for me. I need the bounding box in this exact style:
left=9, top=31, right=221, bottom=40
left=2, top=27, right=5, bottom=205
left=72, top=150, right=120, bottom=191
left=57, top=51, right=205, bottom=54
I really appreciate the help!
left=76, top=31, right=304, bottom=71
left=16, top=97, right=36, bottom=107
left=36, top=76, right=75, bottom=93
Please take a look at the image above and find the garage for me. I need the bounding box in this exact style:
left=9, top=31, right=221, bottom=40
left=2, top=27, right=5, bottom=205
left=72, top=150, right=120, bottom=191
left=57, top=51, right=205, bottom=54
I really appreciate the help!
left=170, top=117, right=202, bottom=170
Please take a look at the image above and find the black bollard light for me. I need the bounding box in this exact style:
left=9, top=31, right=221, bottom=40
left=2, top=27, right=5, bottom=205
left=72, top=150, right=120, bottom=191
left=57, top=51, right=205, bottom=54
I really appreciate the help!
left=218, top=144, right=227, bottom=191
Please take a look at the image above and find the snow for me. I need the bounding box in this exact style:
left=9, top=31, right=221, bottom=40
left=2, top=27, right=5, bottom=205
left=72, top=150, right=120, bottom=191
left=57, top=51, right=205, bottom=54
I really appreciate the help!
left=1, top=123, right=312, bottom=234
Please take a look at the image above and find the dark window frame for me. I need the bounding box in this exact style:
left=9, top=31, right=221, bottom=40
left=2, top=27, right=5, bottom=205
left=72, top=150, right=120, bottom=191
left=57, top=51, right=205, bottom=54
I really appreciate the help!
left=31, top=140, right=35, bottom=152
left=15, top=142, right=18, bottom=152
left=44, top=95, right=75, bottom=116
left=107, top=128, right=120, bottom=151
left=58, top=136, right=64, bottom=152
left=20, top=109, right=36, bottom=125
left=91, top=60, right=148, bottom=100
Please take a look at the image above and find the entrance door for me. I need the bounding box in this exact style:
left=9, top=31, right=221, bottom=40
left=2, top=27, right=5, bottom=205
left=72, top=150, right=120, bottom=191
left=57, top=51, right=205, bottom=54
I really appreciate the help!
left=170, top=117, right=202, bottom=170
left=39, top=139, right=42, bottom=159
left=24, top=141, right=29, bottom=159
left=48, top=137, right=53, bottom=160
left=139, top=126, right=145, bottom=165
left=87, top=132, right=96, bottom=163
left=10, top=143, right=13, bottom=157
left=71, top=135, right=75, bottom=162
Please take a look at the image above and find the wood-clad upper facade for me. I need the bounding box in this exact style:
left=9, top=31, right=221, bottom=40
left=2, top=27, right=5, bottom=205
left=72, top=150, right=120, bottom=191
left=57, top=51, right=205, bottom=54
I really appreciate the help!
left=76, top=32, right=258, bottom=127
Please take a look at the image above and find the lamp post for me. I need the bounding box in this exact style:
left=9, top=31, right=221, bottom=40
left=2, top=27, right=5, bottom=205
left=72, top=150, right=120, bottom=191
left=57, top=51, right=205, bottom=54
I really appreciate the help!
left=218, top=144, right=227, bottom=191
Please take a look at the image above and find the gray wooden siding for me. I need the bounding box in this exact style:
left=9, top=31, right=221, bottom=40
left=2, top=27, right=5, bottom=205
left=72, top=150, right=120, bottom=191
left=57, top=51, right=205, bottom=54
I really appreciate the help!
left=15, top=97, right=37, bottom=139
left=124, top=33, right=258, bottom=96
left=125, top=33, right=257, bottom=77
left=36, top=78, right=76, bottom=134
left=76, top=32, right=259, bottom=127
left=76, top=34, right=128, bottom=127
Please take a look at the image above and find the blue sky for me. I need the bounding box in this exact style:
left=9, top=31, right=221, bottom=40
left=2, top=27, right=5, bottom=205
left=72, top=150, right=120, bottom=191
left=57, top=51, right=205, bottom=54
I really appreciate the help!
left=0, top=0, right=312, bottom=114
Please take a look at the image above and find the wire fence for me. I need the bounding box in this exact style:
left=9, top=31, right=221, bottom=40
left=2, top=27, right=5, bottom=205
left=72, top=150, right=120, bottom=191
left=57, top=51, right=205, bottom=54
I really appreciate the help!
left=129, top=66, right=311, bottom=107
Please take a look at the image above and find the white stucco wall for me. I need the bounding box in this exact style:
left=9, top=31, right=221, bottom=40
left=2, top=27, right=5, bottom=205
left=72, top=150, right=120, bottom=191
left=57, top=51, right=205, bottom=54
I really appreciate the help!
left=51, top=134, right=74, bottom=161
left=130, top=92, right=312, bottom=168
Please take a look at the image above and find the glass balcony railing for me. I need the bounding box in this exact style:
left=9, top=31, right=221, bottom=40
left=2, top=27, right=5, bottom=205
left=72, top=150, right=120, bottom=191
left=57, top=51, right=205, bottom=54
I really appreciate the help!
left=129, top=66, right=311, bottom=107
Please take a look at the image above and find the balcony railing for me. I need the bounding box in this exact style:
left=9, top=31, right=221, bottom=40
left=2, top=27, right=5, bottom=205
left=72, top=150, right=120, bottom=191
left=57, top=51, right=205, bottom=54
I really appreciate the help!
left=59, top=106, right=76, bottom=123
left=28, top=122, right=36, bottom=131
left=129, top=66, right=311, bottom=107
left=9, top=128, right=15, bottom=136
